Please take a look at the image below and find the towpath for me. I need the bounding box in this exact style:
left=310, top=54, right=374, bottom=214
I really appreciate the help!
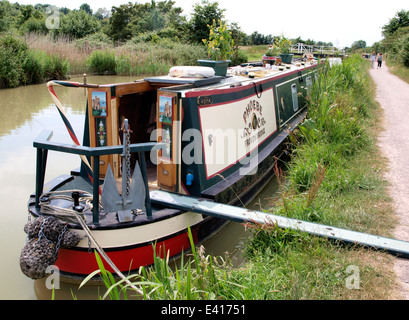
left=370, top=62, right=409, bottom=299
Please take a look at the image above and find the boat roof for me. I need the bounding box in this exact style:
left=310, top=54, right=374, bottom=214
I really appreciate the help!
left=144, top=60, right=318, bottom=96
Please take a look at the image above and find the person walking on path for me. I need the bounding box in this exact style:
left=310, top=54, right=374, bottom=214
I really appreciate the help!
left=377, top=53, right=383, bottom=69
left=371, top=51, right=377, bottom=69
left=370, top=62, right=409, bottom=299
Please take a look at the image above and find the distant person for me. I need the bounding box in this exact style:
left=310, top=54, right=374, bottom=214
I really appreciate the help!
left=377, top=53, right=383, bottom=69
left=371, top=51, right=376, bottom=69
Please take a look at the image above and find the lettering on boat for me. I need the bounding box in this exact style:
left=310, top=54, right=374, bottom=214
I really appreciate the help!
left=199, top=88, right=277, bottom=178
left=242, top=99, right=267, bottom=147
left=197, top=95, right=213, bottom=106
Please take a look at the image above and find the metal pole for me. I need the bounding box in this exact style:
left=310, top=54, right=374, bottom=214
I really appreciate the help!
left=35, top=148, right=43, bottom=210
left=138, top=151, right=152, bottom=218
left=92, top=155, right=100, bottom=224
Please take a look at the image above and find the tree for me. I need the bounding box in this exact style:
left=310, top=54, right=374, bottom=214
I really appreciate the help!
left=107, top=1, right=187, bottom=42
left=382, top=10, right=409, bottom=37
left=189, top=0, right=225, bottom=44
left=108, top=2, right=136, bottom=42
left=351, top=40, right=366, bottom=50
left=94, top=8, right=110, bottom=21
left=58, top=9, right=101, bottom=39
left=80, top=3, right=93, bottom=15
left=248, top=31, right=273, bottom=45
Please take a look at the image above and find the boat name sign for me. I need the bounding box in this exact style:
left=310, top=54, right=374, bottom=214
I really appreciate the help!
left=199, top=88, right=277, bottom=178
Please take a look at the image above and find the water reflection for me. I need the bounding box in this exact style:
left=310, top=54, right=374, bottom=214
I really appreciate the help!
left=0, top=75, right=277, bottom=300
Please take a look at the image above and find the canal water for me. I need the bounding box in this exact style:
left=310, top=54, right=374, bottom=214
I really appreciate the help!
left=0, top=76, right=278, bottom=300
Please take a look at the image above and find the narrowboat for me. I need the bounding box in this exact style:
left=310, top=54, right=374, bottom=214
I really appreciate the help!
left=21, top=58, right=320, bottom=283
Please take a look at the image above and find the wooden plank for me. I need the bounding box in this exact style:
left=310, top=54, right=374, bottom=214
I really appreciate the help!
left=150, top=190, right=409, bottom=258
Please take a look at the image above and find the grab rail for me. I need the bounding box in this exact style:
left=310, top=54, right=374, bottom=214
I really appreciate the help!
left=33, top=130, right=164, bottom=223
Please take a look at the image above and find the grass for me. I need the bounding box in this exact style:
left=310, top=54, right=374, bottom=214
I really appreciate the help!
left=77, top=54, right=399, bottom=300
left=25, top=33, right=207, bottom=78
left=385, top=57, right=409, bottom=83
left=240, top=45, right=267, bottom=61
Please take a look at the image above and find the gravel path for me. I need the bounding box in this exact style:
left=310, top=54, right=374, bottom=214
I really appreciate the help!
left=370, top=62, right=409, bottom=299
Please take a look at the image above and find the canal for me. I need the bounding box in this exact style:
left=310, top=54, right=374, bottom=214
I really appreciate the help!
left=0, top=76, right=278, bottom=299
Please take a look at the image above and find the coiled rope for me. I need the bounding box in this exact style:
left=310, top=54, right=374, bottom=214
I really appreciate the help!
left=38, top=190, right=145, bottom=297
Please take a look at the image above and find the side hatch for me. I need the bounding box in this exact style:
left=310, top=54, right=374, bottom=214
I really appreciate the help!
left=156, top=90, right=182, bottom=192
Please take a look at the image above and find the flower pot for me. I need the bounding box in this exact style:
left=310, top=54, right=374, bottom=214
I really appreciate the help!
left=279, top=54, right=293, bottom=64
left=197, top=60, right=230, bottom=76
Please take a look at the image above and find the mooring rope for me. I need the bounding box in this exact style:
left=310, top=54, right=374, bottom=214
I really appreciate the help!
left=38, top=191, right=145, bottom=297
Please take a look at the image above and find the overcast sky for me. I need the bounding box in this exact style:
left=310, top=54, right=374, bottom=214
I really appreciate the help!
left=15, top=0, right=409, bottom=48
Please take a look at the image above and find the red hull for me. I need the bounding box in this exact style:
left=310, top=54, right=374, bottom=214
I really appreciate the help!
left=55, top=228, right=199, bottom=277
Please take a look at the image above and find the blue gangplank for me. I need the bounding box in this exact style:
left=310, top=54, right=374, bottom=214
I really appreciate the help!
left=150, top=190, right=409, bottom=259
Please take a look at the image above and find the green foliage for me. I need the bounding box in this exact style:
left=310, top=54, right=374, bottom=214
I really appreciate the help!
left=57, top=10, right=101, bottom=39
left=86, top=41, right=206, bottom=76
left=351, top=40, right=367, bottom=50
left=189, top=0, right=225, bottom=44
left=379, top=11, right=409, bottom=69
left=108, top=1, right=188, bottom=43
left=0, top=35, right=69, bottom=88
left=288, top=56, right=371, bottom=196
left=0, top=35, right=27, bottom=88
left=87, top=49, right=116, bottom=74
left=248, top=31, right=273, bottom=46
left=401, top=35, right=409, bottom=67
left=74, top=32, right=112, bottom=51
left=79, top=251, right=128, bottom=300
left=202, top=19, right=234, bottom=61
left=275, top=34, right=292, bottom=54
left=19, top=16, right=48, bottom=34
left=382, top=9, right=409, bottom=38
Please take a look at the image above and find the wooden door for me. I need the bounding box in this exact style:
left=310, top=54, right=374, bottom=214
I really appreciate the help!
left=156, top=91, right=181, bottom=192
left=87, top=87, right=117, bottom=178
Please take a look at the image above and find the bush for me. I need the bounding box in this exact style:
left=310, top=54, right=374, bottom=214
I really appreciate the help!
left=87, top=49, right=117, bottom=74
left=0, top=35, right=26, bottom=88
left=400, top=35, right=409, bottom=67
left=19, top=17, right=48, bottom=35
left=0, top=35, right=69, bottom=88
left=75, top=32, right=113, bottom=51
left=58, top=10, right=101, bottom=39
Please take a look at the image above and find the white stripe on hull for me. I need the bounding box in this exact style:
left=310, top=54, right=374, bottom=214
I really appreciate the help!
left=72, top=211, right=204, bottom=249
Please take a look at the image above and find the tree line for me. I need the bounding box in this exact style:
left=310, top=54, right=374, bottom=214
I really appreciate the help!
left=0, top=0, right=335, bottom=47
left=376, top=9, right=409, bottom=67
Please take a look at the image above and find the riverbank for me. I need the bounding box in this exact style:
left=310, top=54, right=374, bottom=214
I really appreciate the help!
left=77, top=54, right=400, bottom=300
left=237, top=54, right=398, bottom=299
left=370, top=62, right=409, bottom=299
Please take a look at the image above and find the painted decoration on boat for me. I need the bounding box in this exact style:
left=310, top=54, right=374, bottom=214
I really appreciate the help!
left=198, top=88, right=277, bottom=178
left=96, top=118, right=107, bottom=147
left=159, top=96, right=173, bottom=124
left=91, top=91, right=107, bottom=117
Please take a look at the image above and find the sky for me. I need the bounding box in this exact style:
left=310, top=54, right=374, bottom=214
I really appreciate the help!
left=14, top=0, right=409, bottom=48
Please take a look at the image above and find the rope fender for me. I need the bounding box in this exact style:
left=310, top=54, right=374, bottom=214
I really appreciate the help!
left=19, top=216, right=80, bottom=280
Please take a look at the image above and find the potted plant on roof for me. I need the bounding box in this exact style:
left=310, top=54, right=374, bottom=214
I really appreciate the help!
left=263, top=44, right=279, bottom=65
left=199, top=19, right=234, bottom=76
left=276, top=35, right=293, bottom=64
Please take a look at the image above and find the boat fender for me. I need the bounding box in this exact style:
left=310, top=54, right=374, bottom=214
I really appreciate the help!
left=20, top=216, right=80, bottom=279
left=169, top=66, right=215, bottom=78
left=186, top=173, right=194, bottom=186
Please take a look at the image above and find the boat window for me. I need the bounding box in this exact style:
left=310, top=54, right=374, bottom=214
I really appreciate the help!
left=306, top=76, right=312, bottom=91
left=291, top=83, right=299, bottom=112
